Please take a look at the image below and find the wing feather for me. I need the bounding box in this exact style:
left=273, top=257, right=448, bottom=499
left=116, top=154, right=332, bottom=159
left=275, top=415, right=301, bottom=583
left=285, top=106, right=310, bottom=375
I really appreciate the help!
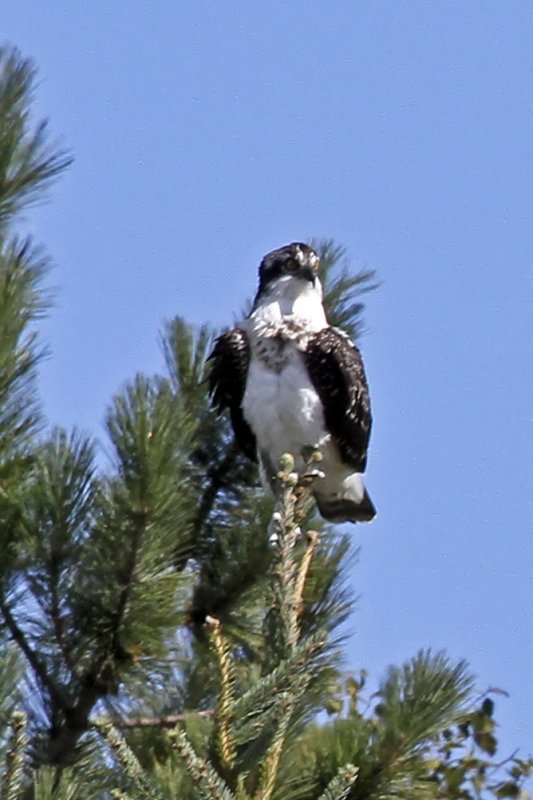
left=304, top=327, right=372, bottom=470
left=207, top=329, right=257, bottom=461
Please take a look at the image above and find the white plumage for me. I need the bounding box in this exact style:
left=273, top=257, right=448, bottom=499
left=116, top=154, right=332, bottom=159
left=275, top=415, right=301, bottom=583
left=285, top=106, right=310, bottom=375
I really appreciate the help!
left=242, top=277, right=368, bottom=514
left=208, top=242, right=375, bottom=524
left=242, top=331, right=327, bottom=475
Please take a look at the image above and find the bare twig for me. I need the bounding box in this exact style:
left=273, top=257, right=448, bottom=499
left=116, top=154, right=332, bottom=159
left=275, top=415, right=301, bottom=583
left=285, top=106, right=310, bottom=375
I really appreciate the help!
left=294, top=530, right=320, bottom=621
left=114, top=710, right=213, bottom=729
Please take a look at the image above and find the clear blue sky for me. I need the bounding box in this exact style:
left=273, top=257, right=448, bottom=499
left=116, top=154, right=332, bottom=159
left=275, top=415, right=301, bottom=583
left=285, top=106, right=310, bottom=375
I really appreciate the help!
left=3, top=0, right=532, bottom=760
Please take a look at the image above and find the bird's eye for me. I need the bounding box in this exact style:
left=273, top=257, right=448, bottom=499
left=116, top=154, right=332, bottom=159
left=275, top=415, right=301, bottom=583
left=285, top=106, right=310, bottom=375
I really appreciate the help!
left=284, top=258, right=299, bottom=272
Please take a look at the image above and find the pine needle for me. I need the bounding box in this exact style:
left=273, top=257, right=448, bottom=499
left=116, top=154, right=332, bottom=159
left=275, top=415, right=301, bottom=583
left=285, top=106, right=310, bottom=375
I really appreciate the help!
left=206, top=615, right=237, bottom=772
left=94, top=719, right=166, bottom=800
left=316, top=764, right=358, bottom=800
left=0, top=47, right=71, bottom=228
left=169, top=728, right=237, bottom=800
left=252, top=456, right=323, bottom=800
left=232, top=635, right=325, bottom=747
left=0, top=711, right=27, bottom=800
left=293, top=530, right=320, bottom=622
left=253, top=707, right=292, bottom=800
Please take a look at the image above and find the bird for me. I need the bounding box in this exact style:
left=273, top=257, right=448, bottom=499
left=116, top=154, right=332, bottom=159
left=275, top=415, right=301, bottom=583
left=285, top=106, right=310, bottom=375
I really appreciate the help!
left=208, top=242, right=375, bottom=524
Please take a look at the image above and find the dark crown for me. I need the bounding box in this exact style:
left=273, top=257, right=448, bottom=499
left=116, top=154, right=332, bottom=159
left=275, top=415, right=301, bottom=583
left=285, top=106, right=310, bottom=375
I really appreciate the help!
left=257, top=242, right=319, bottom=293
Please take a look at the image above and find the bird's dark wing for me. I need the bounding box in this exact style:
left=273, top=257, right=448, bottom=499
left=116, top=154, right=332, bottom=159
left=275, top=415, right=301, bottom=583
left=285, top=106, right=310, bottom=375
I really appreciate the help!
left=207, top=328, right=257, bottom=461
left=304, top=327, right=372, bottom=471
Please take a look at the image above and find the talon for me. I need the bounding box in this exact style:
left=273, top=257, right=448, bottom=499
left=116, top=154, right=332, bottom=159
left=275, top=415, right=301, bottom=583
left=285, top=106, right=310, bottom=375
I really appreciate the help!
left=299, top=469, right=325, bottom=486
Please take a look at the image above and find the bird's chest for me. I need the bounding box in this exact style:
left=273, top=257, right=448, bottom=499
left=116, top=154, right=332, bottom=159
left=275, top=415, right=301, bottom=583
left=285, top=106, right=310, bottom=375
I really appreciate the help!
left=242, top=333, right=326, bottom=458
left=248, top=316, right=311, bottom=371
left=253, top=333, right=301, bottom=373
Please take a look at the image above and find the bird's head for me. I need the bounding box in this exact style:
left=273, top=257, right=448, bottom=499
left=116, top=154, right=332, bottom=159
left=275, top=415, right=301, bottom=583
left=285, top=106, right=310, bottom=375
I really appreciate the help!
left=254, top=242, right=320, bottom=304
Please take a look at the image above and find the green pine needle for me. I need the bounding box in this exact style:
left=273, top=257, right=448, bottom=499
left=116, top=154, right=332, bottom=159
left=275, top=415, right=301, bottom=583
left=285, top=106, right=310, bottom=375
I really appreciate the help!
left=169, top=728, right=237, bottom=800
left=316, top=764, right=359, bottom=800
left=374, top=649, right=474, bottom=754
left=310, top=238, right=380, bottom=342
left=0, top=237, right=51, bottom=462
left=208, top=616, right=238, bottom=772
left=0, top=47, right=71, bottom=228
left=95, top=719, right=166, bottom=800
left=0, top=711, right=27, bottom=800
left=254, top=708, right=293, bottom=800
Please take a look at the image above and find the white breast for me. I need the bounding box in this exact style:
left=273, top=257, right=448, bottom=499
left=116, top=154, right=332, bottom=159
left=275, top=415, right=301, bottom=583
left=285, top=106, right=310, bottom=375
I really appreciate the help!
left=251, top=276, right=328, bottom=332
left=242, top=342, right=329, bottom=473
left=242, top=273, right=332, bottom=474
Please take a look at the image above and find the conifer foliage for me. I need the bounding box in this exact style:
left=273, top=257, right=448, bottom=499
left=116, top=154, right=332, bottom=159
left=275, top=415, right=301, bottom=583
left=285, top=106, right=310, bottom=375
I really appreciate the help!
left=0, top=46, right=531, bottom=799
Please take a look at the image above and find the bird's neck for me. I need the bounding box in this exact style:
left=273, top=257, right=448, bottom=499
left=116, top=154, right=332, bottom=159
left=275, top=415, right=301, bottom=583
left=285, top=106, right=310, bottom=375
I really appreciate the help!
left=250, top=277, right=328, bottom=331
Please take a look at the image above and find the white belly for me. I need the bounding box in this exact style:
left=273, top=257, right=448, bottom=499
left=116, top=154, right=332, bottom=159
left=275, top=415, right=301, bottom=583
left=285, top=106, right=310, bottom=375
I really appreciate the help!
left=242, top=346, right=328, bottom=472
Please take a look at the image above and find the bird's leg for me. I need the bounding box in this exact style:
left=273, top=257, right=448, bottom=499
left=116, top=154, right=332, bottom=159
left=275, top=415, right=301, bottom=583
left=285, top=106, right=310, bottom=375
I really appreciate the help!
left=298, top=446, right=325, bottom=487
left=259, top=449, right=281, bottom=495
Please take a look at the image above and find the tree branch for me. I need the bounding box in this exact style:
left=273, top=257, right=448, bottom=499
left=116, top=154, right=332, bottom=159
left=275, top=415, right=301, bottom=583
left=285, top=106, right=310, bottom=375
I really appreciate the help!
left=0, top=599, right=70, bottom=714
left=113, top=710, right=213, bottom=729
left=191, top=441, right=240, bottom=540
left=44, top=511, right=153, bottom=765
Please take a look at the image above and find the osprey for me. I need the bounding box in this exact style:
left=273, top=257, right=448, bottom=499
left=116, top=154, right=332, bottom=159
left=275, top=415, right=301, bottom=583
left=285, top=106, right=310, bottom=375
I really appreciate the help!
left=208, top=242, right=375, bottom=523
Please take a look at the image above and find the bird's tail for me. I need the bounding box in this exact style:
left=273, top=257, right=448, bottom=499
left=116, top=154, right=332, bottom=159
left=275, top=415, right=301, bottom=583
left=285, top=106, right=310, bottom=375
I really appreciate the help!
left=314, top=473, right=376, bottom=524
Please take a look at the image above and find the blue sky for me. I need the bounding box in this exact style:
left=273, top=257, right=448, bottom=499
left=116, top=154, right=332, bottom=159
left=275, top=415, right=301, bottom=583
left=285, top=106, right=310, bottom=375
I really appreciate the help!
left=3, top=1, right=533, bottom=760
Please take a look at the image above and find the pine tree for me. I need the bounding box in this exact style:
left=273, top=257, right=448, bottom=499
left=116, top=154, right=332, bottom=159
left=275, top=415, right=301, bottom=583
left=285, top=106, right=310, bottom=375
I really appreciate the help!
left=0, top=45, right=531, bottom=799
